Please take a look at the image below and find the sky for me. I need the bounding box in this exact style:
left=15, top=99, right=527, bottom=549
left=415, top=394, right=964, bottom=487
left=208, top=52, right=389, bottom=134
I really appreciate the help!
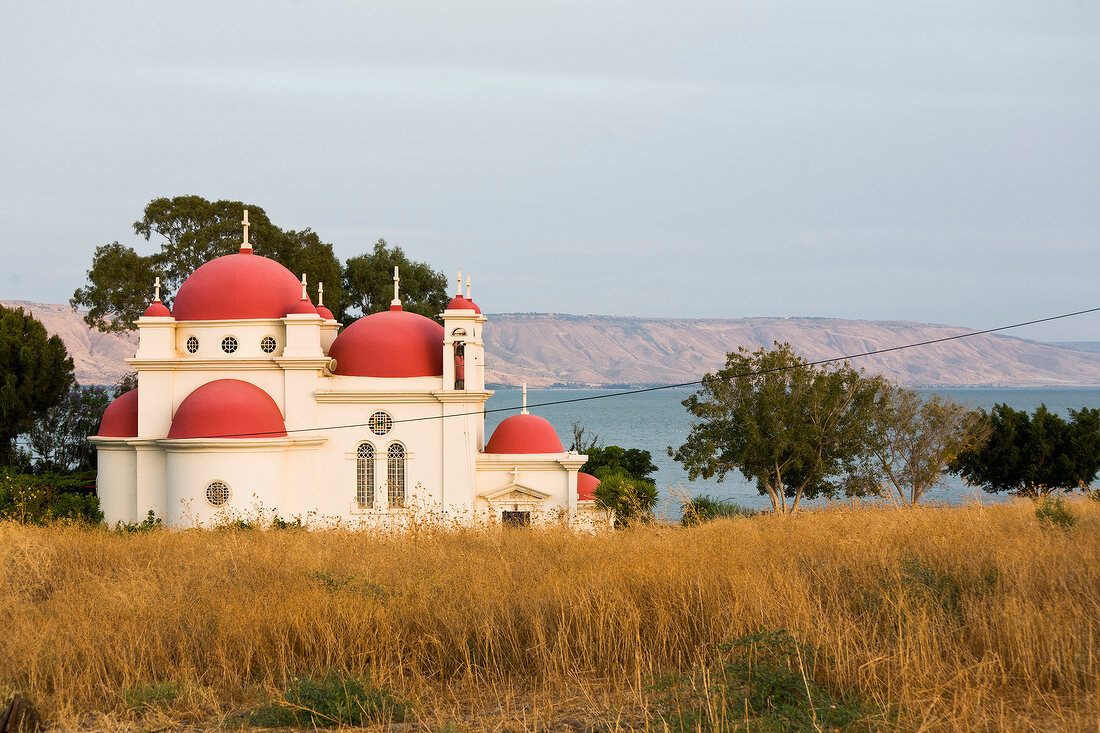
left=2, top=1, right=1098, bottom=340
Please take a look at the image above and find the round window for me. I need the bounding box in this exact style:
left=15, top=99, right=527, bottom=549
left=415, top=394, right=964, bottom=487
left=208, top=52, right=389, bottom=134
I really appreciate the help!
left=185, top=336, right=199, bottom=354
left=205, top=481, right=230, bottom=507
left=221, top=336, right=238, bottom=354
left=368, top=411, right=393, bottom=436
left=260, top=336, right=277, bottom=354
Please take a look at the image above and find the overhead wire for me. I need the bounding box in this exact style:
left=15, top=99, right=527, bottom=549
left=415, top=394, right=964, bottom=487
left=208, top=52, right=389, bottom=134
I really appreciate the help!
left=170, top=305, right=1100, bottom=439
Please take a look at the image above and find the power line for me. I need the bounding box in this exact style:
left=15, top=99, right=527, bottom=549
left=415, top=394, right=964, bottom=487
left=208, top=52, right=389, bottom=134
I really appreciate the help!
left=167, top=305, right=1100, bottom=439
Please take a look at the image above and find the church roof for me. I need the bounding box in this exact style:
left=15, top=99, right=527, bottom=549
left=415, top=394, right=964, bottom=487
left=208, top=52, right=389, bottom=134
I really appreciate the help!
left=446, top=295, right=481, bottom=314
left=577, top=472, right=600, bottom=501
left=171, top=250, right=304, bottom=321
left=167, top=379, right=287, bottom=439
left=484, top=413, right=565, bottom=454
left=328, top=307, right=444, bottom=378
left=97, top=388, right=139, bottom=437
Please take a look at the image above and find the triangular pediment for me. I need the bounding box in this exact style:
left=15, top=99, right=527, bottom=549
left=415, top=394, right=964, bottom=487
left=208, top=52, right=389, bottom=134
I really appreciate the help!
left=481, top=482, right=551, bottom=503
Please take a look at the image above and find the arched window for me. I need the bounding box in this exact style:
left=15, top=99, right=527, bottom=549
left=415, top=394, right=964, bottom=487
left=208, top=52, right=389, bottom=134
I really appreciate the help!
left=356, top=443, right=375, bottom=509
left=387, top=443, right=406, bottom=509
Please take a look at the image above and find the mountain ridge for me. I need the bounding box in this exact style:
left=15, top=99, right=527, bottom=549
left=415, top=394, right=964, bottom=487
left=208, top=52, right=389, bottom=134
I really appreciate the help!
left=5, top=300, right=1100, bottom=389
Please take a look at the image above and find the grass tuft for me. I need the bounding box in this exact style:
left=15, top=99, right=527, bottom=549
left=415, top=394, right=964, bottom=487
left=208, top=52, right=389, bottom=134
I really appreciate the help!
left=248, top=673, right=408, bottom=728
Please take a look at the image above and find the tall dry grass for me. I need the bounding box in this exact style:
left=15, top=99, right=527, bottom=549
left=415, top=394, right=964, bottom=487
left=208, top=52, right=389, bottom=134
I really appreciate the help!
left=1, top=499, right=1098, bottom=731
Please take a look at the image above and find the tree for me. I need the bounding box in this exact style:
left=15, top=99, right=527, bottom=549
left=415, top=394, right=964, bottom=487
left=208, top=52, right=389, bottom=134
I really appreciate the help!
left=570, top=421, right=660, bottom=525
left=0, top=305, right=75, bottom=465
left=950, top=403, right=1100, bottom=496
left=670, top=343, right=884, bottom=515
left=71, top=196, right=348, bottom=330
left=855, top=388, right=988, bottom=506
left=69, top=242, right=161, bottom=333
left=19, top=385, right=112, bottom=473
left=592, top=466, right=658, bottom=527
left=344, top=239, right=449, bottom=320
left=570, top=421, right=659, bottom=483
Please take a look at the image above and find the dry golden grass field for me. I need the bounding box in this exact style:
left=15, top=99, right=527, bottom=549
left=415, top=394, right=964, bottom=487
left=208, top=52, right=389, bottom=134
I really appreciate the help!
left=1, top=499, right=1098, bottom=732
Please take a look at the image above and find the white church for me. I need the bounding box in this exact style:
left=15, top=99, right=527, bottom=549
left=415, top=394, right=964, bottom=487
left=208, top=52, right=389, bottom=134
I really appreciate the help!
left=90, top=212, right=604, bottom=529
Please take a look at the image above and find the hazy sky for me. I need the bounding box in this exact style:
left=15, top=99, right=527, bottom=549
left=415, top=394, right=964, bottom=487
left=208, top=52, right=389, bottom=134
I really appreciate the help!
left=2, top=1, right=1098, bottom=340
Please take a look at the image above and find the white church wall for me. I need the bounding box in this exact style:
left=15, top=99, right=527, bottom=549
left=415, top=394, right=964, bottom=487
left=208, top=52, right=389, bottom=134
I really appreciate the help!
left=163, top=443, right=288, bottom=527
left=93, top=442, right=136, bottom=525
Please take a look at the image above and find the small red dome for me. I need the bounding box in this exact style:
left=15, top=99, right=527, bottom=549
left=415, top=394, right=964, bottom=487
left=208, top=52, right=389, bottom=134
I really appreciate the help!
left=286, top=297, right=317, bottom=315
left=143, top=300, right=171, bottom=317
left=468, top=299, right=482, bottom=314
left=98, top=388, right=139, bottom=437
left=577, top=472, right=600, bottom=501
left=328, top=308, right=444, bottom=378
left=172, top=252, right=303, bottom=321
left=168, top=379, right=286, bottom=439
left=446, top=296, right=474, bottom=311
left=316, top=305, right=335, bottom=320
left=485, top=414, right=564, bottom=454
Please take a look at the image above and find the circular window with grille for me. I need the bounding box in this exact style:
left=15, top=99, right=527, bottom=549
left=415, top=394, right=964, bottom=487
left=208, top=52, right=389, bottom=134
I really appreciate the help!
left=205, top=481, right=230, bottom=507
left=221, top=336, right=238, bottom=354
left=260, top=336, right=277, bottom=354
left=368, top=411, right=393, bottom=436
left=185, top=336, right=199, bottom=354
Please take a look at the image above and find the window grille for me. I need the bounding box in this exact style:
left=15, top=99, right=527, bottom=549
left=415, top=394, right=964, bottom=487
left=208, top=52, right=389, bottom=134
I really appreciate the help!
left=356, top=443, right=375, bottom=509
left=368, top=411, right=392, bottom=436
left=260, top=336, right=277, bottom=353
left=205, top=481, right=230, bottom=507
left=221, top=336, right=238, bottom=353
left=387, top=443, right=406, bottom=509
left=185, top=336, right=199, bottom=353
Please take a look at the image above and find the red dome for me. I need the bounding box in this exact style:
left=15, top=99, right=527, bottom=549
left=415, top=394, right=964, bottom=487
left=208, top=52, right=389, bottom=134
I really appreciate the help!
left=577, top=472, right=600, bottom=501
left=171, top=251, right=303, bottom=321
left=316, top=305, right=335, bottom=320
left=446, top=296, right=474, bottom=311
left=328, top=308, right=444, bottom=378
left=143, top=300, right=171, bottom=317
left=98, top=388, right=139, bottom=437
left=168, top=379, right=286, bottom=439
left=485, top=414, right=565, bottom=454
left=286, top=297, right=317, bottom=315
left=445, top=295, right=481, bottom=314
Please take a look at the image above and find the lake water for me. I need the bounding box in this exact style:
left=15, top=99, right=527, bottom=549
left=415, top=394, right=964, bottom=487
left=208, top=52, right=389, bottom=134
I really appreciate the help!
left=484, top=387, right=1100, bottom=514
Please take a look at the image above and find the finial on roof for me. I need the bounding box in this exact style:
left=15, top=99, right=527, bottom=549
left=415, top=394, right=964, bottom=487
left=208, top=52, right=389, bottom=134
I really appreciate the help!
left=241, top=209, right=252, bottom=252
left=391, top=266, right=401, bottom=308
left=522, top=383, right=529, bottom=415
left=466, top=275, right=471, bottom=301
left=300, top=273, right=308, bottom=300
left=154, top=276, right=162, bottom=302
left=317, top=281, right=324, bottom=307
left=457, top=269, right=463, bottom=297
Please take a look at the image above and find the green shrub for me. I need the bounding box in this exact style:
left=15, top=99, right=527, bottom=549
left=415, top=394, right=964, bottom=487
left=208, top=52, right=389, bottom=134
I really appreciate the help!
left=650, top=630, right=877, bottom=732
left=123, top=681, right=179, bottom=714
left=0, top=470, right=103, bottom=524
left=249, top=673, right=408, bottom=728
left=1035, top=494, right=1075, bottom=529
left=681, top=494, right=757, bottom=526
left=113, top=509, right=163, bottom=534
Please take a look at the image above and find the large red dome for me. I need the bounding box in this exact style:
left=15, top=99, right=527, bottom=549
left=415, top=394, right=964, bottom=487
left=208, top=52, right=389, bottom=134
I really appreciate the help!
left=328, top=308, right=444, bottom=378
left=577, top=472, right=600, bottom=501
left=98, top=388, right=139, bottom=437
left=172, top=251, right=303, bottom=321
left=485, top=414, right=565, bottom=454
left=168, top=379, right=287, bottom=439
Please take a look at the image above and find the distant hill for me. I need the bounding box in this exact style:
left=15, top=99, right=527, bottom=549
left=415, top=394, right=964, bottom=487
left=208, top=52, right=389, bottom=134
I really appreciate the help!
left=2, top=301, right=137, bottom=386
left=6, top=301, right=1100, bottom=389
left=484, top=314, right=1100, bottom=388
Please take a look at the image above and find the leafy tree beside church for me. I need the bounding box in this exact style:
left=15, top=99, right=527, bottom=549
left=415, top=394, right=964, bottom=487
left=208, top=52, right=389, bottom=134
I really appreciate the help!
left=71, top=195, right=449, bottom=331
left=0, top=304, right=74, bottom=466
